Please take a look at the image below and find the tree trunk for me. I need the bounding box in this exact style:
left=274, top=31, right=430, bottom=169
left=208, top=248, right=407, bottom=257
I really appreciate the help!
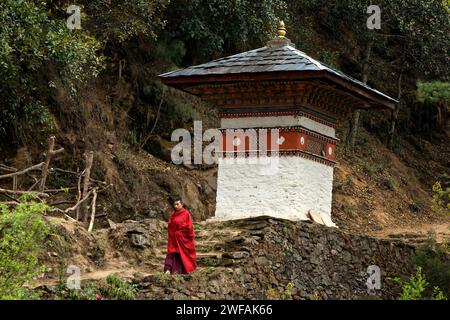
left=349, top=41, right=372, bottom=148
left=39, top=136, right=64, bottom=191
left=389, top=69, right=403, bottom=149
left=81, top=151, right=94, bottom=223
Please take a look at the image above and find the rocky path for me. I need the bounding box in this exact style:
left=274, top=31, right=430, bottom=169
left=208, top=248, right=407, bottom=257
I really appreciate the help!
left=368, top=221, right=450, bottom=246
left=29, top=218, right=264, bottom=292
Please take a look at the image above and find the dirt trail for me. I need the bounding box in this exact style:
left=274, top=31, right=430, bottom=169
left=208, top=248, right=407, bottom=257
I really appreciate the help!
left=368, top=221, right=450, bottom=244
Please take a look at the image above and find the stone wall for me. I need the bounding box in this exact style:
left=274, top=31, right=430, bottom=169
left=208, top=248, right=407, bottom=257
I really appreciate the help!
left=135, top=218, right=415, bottom=300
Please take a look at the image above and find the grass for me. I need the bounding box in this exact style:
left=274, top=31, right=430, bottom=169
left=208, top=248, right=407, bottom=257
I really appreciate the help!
left=58, top=274, right=137, bottom=300
left=383, top=177, right=395, bottom=190
left=363, top=163, right=377, bottom=176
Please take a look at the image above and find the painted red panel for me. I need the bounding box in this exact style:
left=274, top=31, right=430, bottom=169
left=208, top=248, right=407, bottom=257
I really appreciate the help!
left=325, top=143, right=335, bottom=160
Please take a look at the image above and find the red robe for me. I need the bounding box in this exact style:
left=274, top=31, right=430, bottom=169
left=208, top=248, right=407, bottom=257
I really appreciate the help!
left=167, top=208, right=197, bottom=273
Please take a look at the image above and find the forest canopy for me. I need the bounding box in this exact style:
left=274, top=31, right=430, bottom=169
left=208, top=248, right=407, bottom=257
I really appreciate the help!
left=0, top=0, right=449, bottom=145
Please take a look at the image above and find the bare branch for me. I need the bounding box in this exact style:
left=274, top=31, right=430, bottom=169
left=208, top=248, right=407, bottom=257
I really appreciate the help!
left=49, top=208, right=77, bottom=222
left=1, top=193, right=20, bottom=203
left=0, top=164, right=17, bottom=172
left=0, top=162, right=45, bottom=180
left=0, top=201, right=22, bottom=206
left=39, top=136, right=64, bottom=191
left=140, top=87, right=166, bottom=149
left=0, top=188, right=49, bottom=198
left=64, top=189, right=94, bottom=213
left=50, top=168, right=106, bottom=185
left=81, top=152, right=94, bottom=223
left=28, top=179, right=41, bottom=191
left=88, top=188, right=98, bottom=233
left=76, top=169, right=86, bottom=221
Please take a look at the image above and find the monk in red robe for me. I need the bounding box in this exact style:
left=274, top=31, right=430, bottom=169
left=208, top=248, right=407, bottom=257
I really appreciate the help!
left=164, top=198, right=197, bottom=274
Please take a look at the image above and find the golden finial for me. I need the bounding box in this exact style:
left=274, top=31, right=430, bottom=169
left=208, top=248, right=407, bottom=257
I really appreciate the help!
left=277, top=21, right=286, bottom=38
left=266, top=20, right=294, bottom=47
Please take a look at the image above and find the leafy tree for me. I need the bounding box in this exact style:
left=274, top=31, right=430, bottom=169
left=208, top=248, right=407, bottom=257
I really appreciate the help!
left=71, top=0, right=170, bottom=43
left=162, top=0, right=288, bottom=64
left=0, top=198, right=50, bottom=300
left=411, top=237, right=450, bottom=296
left=0, top=0, right=102, bottom=145
left=287, top=0, right=450, bottom=147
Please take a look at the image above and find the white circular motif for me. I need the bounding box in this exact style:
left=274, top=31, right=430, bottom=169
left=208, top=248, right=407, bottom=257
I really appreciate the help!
left=300, top=136, right=305, bottom=145
left=277, top=136, right=285, bottom=145
left=232, top=137, right=241, bottom=146
left=328, top=146, right=333, bottom=156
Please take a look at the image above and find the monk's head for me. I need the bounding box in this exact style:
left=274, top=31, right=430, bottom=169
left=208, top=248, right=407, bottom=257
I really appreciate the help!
left=172, top=198, right=183, bottom=211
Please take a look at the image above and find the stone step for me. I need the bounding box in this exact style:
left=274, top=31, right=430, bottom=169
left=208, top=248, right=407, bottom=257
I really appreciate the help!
left=197, top=252, right=222, bottom=259
left=195, top=240, right=224, bottom=252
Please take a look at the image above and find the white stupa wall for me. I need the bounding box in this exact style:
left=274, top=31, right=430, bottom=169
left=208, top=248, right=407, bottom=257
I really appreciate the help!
left=215, top=156, right=334, bottom=222
left=214, top=115, right=336, bottom=226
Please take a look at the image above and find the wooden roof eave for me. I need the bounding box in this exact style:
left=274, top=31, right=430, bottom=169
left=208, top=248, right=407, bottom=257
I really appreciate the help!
left=159, top=70, right=397, bottom=110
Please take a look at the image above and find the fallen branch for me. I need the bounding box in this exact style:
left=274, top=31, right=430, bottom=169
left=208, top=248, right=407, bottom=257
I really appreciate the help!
left=44, top=187, right=77, bottom=193
left=48, top=200, right=75, bottom=206
left=0, top=201, right=22, bottom=206
left=49, top=208, right=77, bottom=222
left=64, top=189, right=94, bottom=213
left=0, top=188, right=49, bottom=198
left=0, top=162, right=44, bottom=179
left=1, top=193, right=20, bottom=203
left=28, top=179, right=41, bottom=191
left=0, top=164, right=17, bottom=172
left=88, top=188, right=98, bottom=233
left=49, top=168, right=106, bottom=185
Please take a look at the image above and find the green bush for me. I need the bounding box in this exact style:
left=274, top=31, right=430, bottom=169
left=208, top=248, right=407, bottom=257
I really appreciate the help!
left=383, top=177, right=394, bottom=190
left=417, top=81, right=450, bottom=106
left=0, top=198, right=50, bottom=300
left=0, top=0, right=102, bottom=144
left=363, top=163, right=377, bottom=176
left=411, top=237, right=450, bottom=296
left=62, top=274, right=137, bottom=300
left=432, top=177, right=450, bottom=214
left=267, top=281, right=295, bottom=300
left=397, top=267, right=446, bottom=300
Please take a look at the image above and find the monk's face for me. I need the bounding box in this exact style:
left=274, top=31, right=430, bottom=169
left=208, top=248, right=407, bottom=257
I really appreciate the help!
left=173, top=200, right=183, bottom=211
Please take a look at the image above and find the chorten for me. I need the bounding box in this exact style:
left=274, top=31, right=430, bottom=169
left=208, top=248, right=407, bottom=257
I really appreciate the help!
left=159, top=22, right=396, bottom=226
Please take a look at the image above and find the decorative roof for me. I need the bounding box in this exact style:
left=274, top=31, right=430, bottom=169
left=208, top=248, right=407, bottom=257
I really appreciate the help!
left=159, top=22, right=397, bottom=109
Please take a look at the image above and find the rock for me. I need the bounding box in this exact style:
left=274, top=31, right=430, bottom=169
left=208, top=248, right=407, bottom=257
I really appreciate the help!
left=310, top=254, right=320, bottom=265
left=197, top=292, right=206, bottom=299
left=131, top=234, right=147, bottom=247
left=107, top=219, right=117, bottom=230
left=173, top=292, right=187, bottom=300
left=222, top=251, right=249, bottom=259
left=308, top=210, right=324, bottom=225
left=126, top=225, right=146, bottom=235
left=255, top=256, right=269, bottom=267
